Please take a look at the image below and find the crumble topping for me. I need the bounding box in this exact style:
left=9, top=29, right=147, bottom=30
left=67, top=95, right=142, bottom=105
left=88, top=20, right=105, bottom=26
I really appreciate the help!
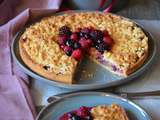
left=91, top=104, right=128, bottom=120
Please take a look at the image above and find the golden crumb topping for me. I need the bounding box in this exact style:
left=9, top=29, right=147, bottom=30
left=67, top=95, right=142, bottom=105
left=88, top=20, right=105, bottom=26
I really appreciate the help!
left=91, top=104, right=128, bottom=120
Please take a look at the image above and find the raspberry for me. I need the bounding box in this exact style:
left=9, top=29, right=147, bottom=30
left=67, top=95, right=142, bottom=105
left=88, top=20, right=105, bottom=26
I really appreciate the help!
left=59, top=113, right=68, bottom=120
left=70, top=33, right=78, bottom=41
left=71, top=49, right=82, bottom=61
left=103, top=30, right=109, bottom=36
left=86, top=39, right=93, bottom=47
left=77, top=106, right=90, bottom=118
left=59, top=26, right=71, bottom=36
left=79, top=38, right=90, bottom=49
left=103, top=36, right=113, bottom=46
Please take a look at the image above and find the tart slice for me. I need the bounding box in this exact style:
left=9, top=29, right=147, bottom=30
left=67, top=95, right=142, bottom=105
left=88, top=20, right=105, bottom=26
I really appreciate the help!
left=19, top=28, right=78, bottom=84
left=59, top=104, right=129, bottom=120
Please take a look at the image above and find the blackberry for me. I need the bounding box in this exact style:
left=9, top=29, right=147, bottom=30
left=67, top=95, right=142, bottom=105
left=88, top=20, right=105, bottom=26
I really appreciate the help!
left=59, top=26, right=71, bottom=36
left=96, top=43, right=107, bottom=53
left=79, top=32, right=85, bottom=37
left=96, top=38, right=103, bottom=44
left=65, top=49, right=72, bottom=56
left=65, top=39, right=74, bottom=47
left=64, top=46, right=73, bottom=56
left=74, top=42, right=81, bottom=49
left=90, top=30, right=104, bottom=40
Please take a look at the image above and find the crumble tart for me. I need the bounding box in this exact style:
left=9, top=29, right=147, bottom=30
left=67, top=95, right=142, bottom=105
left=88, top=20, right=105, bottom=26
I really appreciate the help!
left=19, top=12, right=148, bottom=83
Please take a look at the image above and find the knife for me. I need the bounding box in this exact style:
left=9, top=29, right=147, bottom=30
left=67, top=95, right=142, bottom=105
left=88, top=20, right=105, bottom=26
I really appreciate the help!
left=47, top=90, right=160, bottom=103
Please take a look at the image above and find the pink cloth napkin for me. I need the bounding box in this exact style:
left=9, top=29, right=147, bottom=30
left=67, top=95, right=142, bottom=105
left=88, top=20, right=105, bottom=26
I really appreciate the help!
left=0, top=0, right=62, bottom=119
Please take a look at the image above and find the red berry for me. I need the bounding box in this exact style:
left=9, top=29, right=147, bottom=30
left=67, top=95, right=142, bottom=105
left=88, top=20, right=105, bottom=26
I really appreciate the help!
left=58, top=35, right=67, bottom=45
left=71, top=49, right=82, bottom=61
left=86, top=39, right=93, bottom=46
left=103, top=30, right=109, bottom=36
left=103, top=36, right=113, bottom=45
left=79, top=38, right=90, bottom=49
left=76, top=106, right=90, bottom=117
left=70, top=33, right=78, bottom=41
left=59, top=113, right=68, bottom=120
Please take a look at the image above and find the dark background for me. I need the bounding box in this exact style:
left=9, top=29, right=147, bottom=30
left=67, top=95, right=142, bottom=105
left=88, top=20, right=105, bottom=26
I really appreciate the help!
left=62, top=0, right=160, bottom=20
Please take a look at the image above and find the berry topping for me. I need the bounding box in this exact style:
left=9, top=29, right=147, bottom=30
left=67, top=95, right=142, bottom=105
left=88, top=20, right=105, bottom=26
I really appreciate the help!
left=90, top=30, right=103, bottom=40
left=103, top=36, right=113, bottom=46
left=58, top=35, right=67, bottom=45
left=86, top=39, right=93, bottom=47
left=96, top=38, right=103, bottom=44
left=59, top=106, right=93, bottom=120
left=81, top=28, right=90, bottom=34
left=65, top=39, right=74, bottom=47
left=64, top=46, right=72, bottom=56
left=59, top=113, right=68, bottom=120
left=71, top=33, right=78, bottom=41
left=58, top=26, right=113, bottom=60
left=60, top=45, right=65, bottom=49
left=59, top=26, right=71, bottom=36
left=79, top=38, right=90, bottom=49
left=74, top=42, right=81, bottom=49
left=97, top=43, right=107, bottom=53
left=79, top=28, right=91, bottom=39
left=77, top=106, right=90, bottom=117
left=72, top=49, right=82, bottom=61
left=68, top=113, right=81, bottom=120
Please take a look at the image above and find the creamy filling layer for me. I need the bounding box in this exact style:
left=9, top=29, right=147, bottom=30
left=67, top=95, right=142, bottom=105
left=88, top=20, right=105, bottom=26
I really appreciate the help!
left=96, top=54, right=123, bottom=74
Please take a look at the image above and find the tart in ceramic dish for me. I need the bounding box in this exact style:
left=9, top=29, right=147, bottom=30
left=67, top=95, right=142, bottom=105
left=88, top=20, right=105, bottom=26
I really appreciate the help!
left=19, top=12, right=148, bottom=84
left=59, top=104, right=129, bottom=120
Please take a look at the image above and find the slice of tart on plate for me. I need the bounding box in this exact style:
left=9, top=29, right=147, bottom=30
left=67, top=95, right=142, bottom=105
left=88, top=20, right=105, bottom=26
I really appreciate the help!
left=19, top=12, right=148, bottom=84
left=59, top=104, right=129, bottom=120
